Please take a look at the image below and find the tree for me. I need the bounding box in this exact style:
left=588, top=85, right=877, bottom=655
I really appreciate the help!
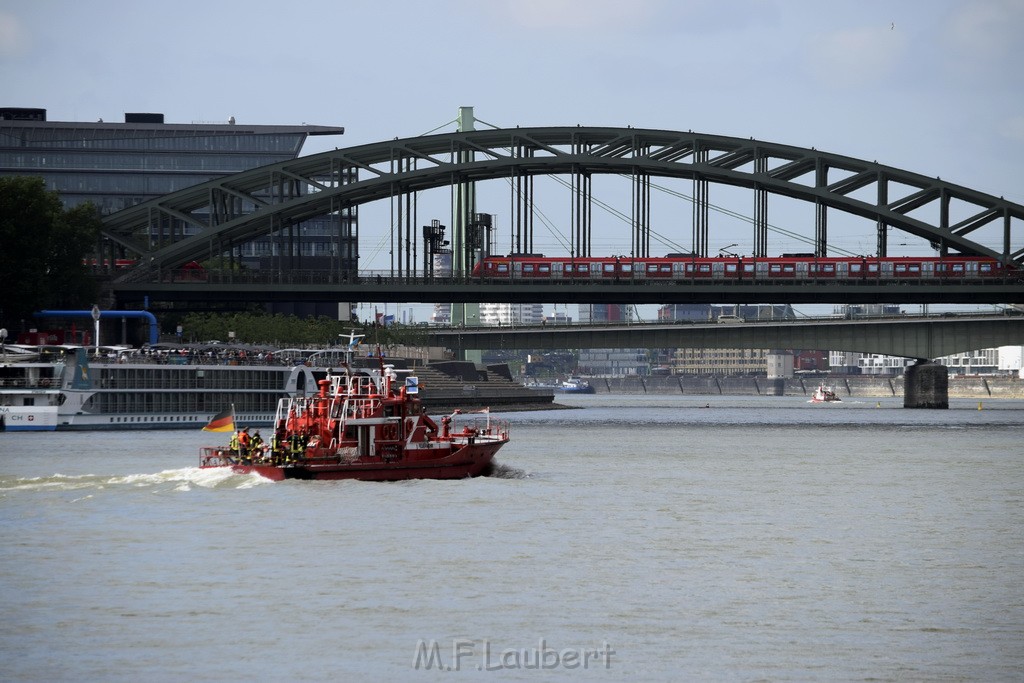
left=0, top=177, right=101, bottom=328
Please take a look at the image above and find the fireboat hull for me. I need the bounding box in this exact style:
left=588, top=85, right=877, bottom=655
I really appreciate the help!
left=232, top=448, right=499, bottom=481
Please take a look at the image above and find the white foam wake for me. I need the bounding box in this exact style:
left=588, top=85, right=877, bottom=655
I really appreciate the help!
left=1, top=467, right=271, bottom=493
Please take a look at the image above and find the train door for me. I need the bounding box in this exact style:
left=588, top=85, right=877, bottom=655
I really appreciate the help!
left=712, top=261, right=725, bottom=280
left=755, top=261, right=769, bottom=281
left=796, top=261, right=809, bottom=279
left=836, top=261, right=848, bottom=278
left=552, top=262, right=564, bottom=279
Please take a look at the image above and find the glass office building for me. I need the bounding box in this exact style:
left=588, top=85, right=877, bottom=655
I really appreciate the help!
left=0, top=107, right=345, bottom=215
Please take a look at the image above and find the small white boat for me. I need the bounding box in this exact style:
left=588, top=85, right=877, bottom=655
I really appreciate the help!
left=810, top=384, right=841, bottom=403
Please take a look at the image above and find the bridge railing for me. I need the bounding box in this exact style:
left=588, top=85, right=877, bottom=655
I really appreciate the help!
left=131, top=268, right=1024, bottom=288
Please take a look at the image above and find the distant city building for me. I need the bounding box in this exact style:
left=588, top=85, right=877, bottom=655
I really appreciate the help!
left=479, top=303, right=544, bottom=326
left=829, top=351, right=912, bottom=376
left=575, top=304, right=649, bottom=376
left=827, top=305, right=909, bottom=375
left=670, top=347, right=770, bottom=376
left=997, top=345, right=1024, bottom=377
left=544, top=308, right=573, bottom=325
left=936, top=346, right=1024, bottom=376
left=657, top=303, right=795, bottom=322
left=578, top=303, right=634, bottom=324
left=833, top=303, right=903, bottom=318
left=656, top=304, right=796, bottom=376
left=766, top=351, right=795, bottom=379
left=832, top=346, right=1024, bottom=377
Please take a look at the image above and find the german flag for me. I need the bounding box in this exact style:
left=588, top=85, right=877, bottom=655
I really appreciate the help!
left=202, top=407, right=235, bottom=433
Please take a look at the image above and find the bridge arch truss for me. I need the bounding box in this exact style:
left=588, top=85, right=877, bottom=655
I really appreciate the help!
left=101, top=126, right=1024, bottom=277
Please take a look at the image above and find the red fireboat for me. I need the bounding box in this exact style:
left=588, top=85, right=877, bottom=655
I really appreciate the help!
left=199, top=337, right=510, bottom=481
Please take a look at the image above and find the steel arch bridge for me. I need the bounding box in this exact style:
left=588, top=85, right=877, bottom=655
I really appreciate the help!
left=101, top=126, right=1024, bottom=277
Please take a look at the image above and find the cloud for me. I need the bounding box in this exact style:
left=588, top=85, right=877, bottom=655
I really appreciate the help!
left=807, top=24, right=906, bottom=88
left=0, top=10, right=29, bottom=57
left=997, top=115, right=1024, bottom=143
left=492, top=0, right=665, bottom=32
left=483, top=0, right=770, bottom=35
left=945, top=0, right=1024, bottom=60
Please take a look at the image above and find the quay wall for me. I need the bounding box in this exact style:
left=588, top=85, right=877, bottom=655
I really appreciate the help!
left=587, top=376, right=1024, bottom=399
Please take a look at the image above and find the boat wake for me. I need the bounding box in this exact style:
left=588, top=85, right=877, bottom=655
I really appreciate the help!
left=0, top=467, right=271, bottom=494
left=486, top=462, right=531, bottom=479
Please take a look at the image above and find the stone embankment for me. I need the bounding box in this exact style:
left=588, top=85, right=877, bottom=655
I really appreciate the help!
left=395, top=360, right=558, bottom=411
left=585, top=375, right=1024, bottom=399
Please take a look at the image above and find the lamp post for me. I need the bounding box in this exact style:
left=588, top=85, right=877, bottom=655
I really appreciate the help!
left=0, top=328, right=7, bottom=358
left=91, top=305, right=101, bottom=354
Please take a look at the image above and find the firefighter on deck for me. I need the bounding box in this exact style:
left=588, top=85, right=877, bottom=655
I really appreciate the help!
left=271, top=431, right=284, bottom=464
left=238, top=428, right=251, bottom=461
left=250, top=430, right=264, bottom=462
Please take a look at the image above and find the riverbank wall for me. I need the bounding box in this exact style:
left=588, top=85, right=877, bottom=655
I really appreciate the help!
left=586, top=375, right=1024, bottom=399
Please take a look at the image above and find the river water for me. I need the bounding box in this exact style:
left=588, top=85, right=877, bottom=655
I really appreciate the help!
left=2, top=395, right=1022, bottom=682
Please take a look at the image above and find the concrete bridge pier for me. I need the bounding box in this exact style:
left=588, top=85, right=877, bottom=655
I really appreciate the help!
left=903, top=360, right=949, bottom=409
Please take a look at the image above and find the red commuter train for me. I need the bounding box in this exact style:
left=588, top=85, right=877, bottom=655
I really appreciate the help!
left=471, top=253, right=1016, bottom=281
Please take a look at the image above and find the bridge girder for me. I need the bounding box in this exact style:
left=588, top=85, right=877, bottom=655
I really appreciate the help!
left=427, top=316, right=1024, bottom=361
left=101, top=127, right=1024, bottom=274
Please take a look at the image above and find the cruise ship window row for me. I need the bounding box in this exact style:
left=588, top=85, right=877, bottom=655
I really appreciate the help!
left=89, top=392, right=279, bottom=415
left=98, top=368, right=284, bottom=390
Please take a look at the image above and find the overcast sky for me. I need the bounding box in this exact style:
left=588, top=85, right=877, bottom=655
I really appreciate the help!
left=3, top=0, right=1022, bottom=317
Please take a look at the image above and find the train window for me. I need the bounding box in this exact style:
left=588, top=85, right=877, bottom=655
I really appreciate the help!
left=743, top=264, right=754, bottom=273
left=908, top=264, right=920, bottom=273
left=577, top=264, right=589, bottom=273
left=850, top=263, right=862, bottom=272
left=868, top=263, right=879, bottom=272
left=725, top=263, right=737, bottom=273
left=496, top=264, right=508, bottom=273
left=770, top=264, right=781, bottom=273
left=539, top=264, right=550, bottom=273
left=698, top=264, right=711, bottom=273
left=895, top=264, right=907, bottom=272
left=604, top=263, right=616, bottom=273
left=822, top=264, right=834, bottom=273
left=980, top=263, right=992, bottom=272
left=621, top=263, right=632, bottom=272
left=661, top=265, right=671, bottom=273
left=524, top=264, right=535, bottom=273
left=648, top=264, right=659, bottom=272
